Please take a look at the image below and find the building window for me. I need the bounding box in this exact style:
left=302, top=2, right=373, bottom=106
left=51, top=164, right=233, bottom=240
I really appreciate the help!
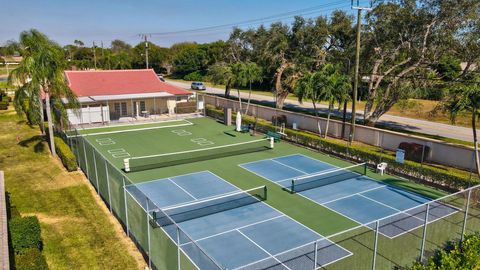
left=140, top=101, right=146, bottom=112
left=121, top=102, right=127, bottom=116
left=176, top=96, right=182, bottom=102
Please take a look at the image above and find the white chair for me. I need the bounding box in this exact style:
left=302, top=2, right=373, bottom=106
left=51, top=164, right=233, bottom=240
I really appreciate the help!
left=377, top=162, right=388, bottom=175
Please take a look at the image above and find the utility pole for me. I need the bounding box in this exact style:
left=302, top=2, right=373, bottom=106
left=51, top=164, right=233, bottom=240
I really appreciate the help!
left=349, top=0, right=372, bottom=144
left=140, top=34, right=150, bottom=69
left=93, top=41, right=97, bottom=70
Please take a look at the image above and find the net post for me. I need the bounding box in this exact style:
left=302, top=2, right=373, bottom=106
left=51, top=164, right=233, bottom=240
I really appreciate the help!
left=313, top=241, right=318, bottom=269
left=364, top=162, right=367, bottom=175
left=105, top=159, right=112, bottom=213
left=291, top=179, right=295, bottom=194
left=92, top=149, right=99, bottom=194
left=269, top=137, right=274, bottom=149
left=123, top=177, right=130, bottom=237
left=263, top=185, right=268, bottom=201
left=124, top=158, right=130, bottom=172
left=461, top=188, right=472, bottom=243
left=372, top=220, right=379, bottom=270
left=420, top=203, right=430, bottom=262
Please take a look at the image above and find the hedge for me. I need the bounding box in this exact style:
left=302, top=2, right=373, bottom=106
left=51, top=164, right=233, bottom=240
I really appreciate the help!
left=206, top=105, right=477, bottom=190
left=14, top=248, right=48, bottom=270
left=408, top=233, right=480, bottom=269
left=54, top=136, right=77, bottom=172
left=9, top=216, right=43, bottom=253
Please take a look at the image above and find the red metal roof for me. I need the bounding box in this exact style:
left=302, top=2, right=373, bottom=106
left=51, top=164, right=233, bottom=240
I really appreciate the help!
left=64, top=69, right=191, bottom=97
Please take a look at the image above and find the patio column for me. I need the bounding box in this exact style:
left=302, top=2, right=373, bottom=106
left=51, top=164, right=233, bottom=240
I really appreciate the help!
left=153, top=96, right=156, bottom=119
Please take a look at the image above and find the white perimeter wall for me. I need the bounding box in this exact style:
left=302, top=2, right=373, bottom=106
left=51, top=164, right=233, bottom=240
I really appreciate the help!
left=204, top=95, right=475, bottom=171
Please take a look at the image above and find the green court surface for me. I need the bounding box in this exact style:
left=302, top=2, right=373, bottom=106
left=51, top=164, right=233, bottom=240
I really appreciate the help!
left=77, top=118, right=194, bottom=135
left=71, top=117, right=479, bottom=270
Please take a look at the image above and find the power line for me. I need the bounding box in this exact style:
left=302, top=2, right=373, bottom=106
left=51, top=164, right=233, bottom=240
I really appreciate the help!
left=141, top=0, right=360, bottom=37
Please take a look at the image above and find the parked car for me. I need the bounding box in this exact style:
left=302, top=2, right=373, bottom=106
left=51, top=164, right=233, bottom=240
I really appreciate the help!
left=191, top=81, right=206, bottom=90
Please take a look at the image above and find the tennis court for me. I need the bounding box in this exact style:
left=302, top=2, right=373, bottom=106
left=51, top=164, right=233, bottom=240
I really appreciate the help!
left=124, top=171, right=352, bottom=269
left=67, top=116, right=476, bottom=269
left=240, top=154, right=459, bottom=238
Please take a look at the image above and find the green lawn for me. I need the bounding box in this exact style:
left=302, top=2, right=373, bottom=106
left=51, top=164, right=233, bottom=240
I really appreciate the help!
left=68, top=116, right=479, bottom=270
left=0, top=107, right=143, bottom=269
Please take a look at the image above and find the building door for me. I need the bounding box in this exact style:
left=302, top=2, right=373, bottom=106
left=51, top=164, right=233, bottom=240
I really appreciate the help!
left=114, top=102, right=128, bottom=118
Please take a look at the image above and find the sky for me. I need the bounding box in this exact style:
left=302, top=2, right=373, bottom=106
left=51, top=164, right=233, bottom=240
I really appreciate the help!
left=1, top=0, right=370, bottom=48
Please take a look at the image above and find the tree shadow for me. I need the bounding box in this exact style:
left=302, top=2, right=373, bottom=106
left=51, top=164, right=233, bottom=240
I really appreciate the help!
left=18, top=135, right=46, bottom=153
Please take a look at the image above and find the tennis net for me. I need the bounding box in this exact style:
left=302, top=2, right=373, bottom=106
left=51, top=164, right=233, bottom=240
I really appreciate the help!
left=124, top=138, right=273, bottom=172
left=151, top=186, right=267, bottom=226
left=290, top=163, right=367, bottom=193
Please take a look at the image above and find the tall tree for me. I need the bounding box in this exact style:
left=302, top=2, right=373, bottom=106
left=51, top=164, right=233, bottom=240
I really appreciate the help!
left=362, top=0, right=479, bottom=125
left=208, top=62, right=235, bottom=97
left=443, top=78, right=480, bottom=176
left=9, top=29, right=78, bottom=156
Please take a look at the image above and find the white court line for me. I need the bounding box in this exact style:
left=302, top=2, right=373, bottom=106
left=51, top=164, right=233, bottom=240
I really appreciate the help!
left=182, top=215, right=285, bottom=244
left=358, top=193, right=403, bottom=212
left=123, top=188, right=203, bottom=270
left=108, top=148, right=126, bottom=153
left=237, top=229, right=293, bottom=270
left=320, top=186, right=386, bottom=205
left=168, top=178, right=198, bottom=200
left=76, top=122, right=194, bottom=137
left=270, top=159, right=309, bottom=174
left=205, top=171, right=353, bottom=263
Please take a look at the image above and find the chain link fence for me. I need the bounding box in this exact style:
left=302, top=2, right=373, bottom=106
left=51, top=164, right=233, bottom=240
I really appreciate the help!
left=63, top=126, right=480, bottom=270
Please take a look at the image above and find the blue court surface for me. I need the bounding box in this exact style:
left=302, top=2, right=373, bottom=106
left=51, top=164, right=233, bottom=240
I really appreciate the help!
left=240, top=154, right=459, bottom=238
left=125, top=171, right=352, bottom=269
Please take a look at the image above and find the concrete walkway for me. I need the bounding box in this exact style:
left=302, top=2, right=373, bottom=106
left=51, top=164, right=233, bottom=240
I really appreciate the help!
left=169, top=80, right=476, bottom=142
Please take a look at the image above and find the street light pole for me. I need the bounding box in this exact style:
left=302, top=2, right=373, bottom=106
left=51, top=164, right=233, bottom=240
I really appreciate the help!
left=349, top=2, right=372, bottom=144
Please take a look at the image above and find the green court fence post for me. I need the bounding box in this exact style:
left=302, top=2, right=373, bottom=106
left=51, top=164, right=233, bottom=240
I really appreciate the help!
left=420, top=203, right=430, bottom=262
left=83, top=138, right=89, bottom=178
left=123, top=177, right=129, bottom=237
left=105, top=159, right=112, bottom=213
left=146, top=198, right=152, bottom=269
left=313, top=241, right=318, bottom=269
left=372, top=220, right=379, bottom=270
left=92, top=148, right=99, bottom=195
left=74, top=135, right=80, bottom=166
left=461, top=188, right=472, bottom=243
left=177, top=226, right=181, bottom=270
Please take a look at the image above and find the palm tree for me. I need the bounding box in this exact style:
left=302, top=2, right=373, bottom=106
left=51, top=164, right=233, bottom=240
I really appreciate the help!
left=444, top=79, right=480, bottom=175
left=236, top=62, right=262, bottom=115
left=294, top=71, right=325, bottom=134
left=9, top=29, right=78, bottom=157
left=295, top=64, right=350, bottom=138
left=324, top=66, right=351, bottom=138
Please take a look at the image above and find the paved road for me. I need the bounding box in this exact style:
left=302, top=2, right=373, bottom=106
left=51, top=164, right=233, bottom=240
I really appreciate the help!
left=169, top=80, right=476, bottom=142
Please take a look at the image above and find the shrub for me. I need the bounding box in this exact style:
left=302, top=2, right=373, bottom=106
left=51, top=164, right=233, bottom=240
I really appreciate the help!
left=183, top=71, right=204, bottom=81
left=54, top=136, right=77, bottom=172
left=15, top=248, right=48, bottom=270
left=9, top=216, right=43, bottom=253
left=408, top=233, right=480, bottom=269
left=206, top=105, right=475, bottom=190
left=0, top=100, right=8, bottom=110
